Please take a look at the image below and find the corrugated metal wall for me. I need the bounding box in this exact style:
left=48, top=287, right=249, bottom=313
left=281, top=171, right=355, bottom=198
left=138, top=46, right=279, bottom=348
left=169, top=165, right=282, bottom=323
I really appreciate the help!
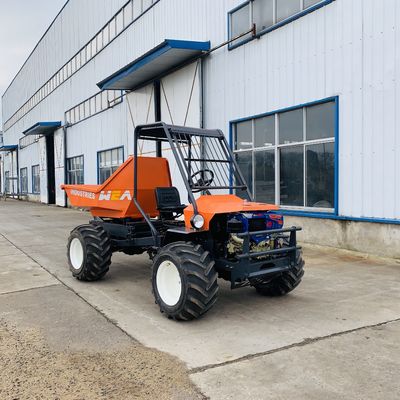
left=2, top=0, right=400, bottom=220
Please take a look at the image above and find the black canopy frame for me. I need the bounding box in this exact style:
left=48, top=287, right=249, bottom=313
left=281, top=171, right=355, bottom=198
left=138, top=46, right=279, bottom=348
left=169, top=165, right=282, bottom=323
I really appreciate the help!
left=133, top=122, right=252, bottom=238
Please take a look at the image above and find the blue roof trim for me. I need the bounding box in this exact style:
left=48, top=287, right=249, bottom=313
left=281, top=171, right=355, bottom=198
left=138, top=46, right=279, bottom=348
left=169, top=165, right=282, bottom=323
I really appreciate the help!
left=97, top=39, right=210, bottom=91
left=0, top=145, right=18, bottom=151
left=23, top=121, right=62, bottom=136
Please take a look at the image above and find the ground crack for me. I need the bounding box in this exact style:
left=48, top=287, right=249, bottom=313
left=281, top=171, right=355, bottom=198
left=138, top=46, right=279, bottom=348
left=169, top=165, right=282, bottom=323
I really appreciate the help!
left=189, top=317, right=400, bottom=374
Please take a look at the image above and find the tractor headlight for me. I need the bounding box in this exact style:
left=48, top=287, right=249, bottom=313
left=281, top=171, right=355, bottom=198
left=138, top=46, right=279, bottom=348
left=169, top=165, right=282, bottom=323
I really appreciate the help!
left=191, top=214, right=205, bottom=230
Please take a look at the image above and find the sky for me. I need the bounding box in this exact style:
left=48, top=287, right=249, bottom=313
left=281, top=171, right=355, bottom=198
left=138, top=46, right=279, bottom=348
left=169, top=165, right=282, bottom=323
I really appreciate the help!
left=0, top=0, right=66, bottom=128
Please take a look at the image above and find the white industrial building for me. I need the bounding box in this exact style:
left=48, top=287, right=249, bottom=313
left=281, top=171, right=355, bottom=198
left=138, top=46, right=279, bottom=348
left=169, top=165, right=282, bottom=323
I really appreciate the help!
left=1, top=0, right=399, bottom=257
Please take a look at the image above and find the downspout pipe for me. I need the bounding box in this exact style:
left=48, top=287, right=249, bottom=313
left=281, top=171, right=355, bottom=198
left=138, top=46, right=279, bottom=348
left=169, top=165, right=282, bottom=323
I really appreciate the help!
left=63, top=123, right=69, bottom=208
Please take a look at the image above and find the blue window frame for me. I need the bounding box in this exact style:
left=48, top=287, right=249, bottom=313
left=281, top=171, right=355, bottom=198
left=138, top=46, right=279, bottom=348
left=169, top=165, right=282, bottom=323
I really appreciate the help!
left=97, top=146, right=124, bottom=184
left=230, top=97, right=339, bottom=215
left=228, top=0, right=336, bottom=50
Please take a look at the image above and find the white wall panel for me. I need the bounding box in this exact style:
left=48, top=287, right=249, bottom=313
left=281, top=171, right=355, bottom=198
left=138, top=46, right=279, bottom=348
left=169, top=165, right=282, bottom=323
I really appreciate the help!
left=1, top=0, right=400, bottom=221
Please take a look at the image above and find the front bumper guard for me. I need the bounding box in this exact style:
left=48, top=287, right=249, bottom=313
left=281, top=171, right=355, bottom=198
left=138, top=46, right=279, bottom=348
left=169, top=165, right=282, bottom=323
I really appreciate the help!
left=216, top=226, right=302, bottom=289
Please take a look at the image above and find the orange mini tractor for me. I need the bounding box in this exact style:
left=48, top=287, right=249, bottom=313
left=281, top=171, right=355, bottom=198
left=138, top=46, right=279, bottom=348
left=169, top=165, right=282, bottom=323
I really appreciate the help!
left=62, top=123, right=304, bottom=320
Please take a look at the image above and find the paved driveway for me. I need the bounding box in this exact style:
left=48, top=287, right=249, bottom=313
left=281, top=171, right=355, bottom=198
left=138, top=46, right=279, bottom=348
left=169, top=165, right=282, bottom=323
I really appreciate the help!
left=1, top=199, right=399, bottom=399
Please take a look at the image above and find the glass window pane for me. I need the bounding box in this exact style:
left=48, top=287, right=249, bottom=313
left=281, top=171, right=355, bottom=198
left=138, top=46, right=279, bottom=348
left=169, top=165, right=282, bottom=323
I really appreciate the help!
left=254, top=0, right=274, bottom=33
left=280, top=146, right=304, bottom=206
left=91, top=38, right=97, bottom=56
left=116, top=10, right=124, bottom=34
left=304, top=0, right=322, bottom=8
left=306, top=101, right=335, bottom=140
left=123, top=2, right=133, bottom=26
left=109, top=20, right=116, bottom=40
left=99, top=169, right=110, bottom=184
left=102, top=91, right=109, bottom=109
left=103, top=26, right=109, bottom=46
left=112, top=148, right=118, bottom=164
left=235, top=120, right=253, bottom=150
left=105, top=151, right=111, bottom=167
left=118, top=148, right=123, bottom=164
left=306, top=142, right=334, bottom=208
left=279, top=109, right=303, bottom=144
left=255, top=151, right=275, bottom=204
left=78, top=170, right=84, bottom=185
left=230, top=3, right=252, bottom=46
left=143, top=0, right=153, bottom=11
left=255, top=115, right=275, bottom=147
left=277, top=0, right=301, bottom=22
left=95, top=94, right=102, bottom=113
left=235, top=151, right=253, bottom=197
left=96, top=31, right=103, bottom=51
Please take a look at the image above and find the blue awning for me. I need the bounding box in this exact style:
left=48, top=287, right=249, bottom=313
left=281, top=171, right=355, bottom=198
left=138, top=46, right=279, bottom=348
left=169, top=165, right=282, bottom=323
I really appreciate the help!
left=23, top=121, right=62, bottom=136
left=0, top=145, right=18, bottom=152
left=97, top=39, right=210, bottom=91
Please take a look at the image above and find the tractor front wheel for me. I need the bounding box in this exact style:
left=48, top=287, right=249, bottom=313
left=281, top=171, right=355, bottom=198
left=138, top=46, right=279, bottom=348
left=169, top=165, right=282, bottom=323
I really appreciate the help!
left=152, top=242, right=219, bottom=321
left=67, top=224, right=112, bottom=281
left=254, top=250, right=304, bottom=296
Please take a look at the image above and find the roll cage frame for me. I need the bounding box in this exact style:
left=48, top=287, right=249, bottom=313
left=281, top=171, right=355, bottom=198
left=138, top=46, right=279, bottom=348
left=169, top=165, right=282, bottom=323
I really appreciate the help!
left=133, top=122, right=252, bottom=237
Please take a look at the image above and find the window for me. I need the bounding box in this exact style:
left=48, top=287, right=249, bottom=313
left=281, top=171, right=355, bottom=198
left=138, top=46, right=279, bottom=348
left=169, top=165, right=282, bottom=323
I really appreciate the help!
left=32, top=165, right=40, bottom=194
left=116, top=10, right=124, bottom=34
left=3, top=1, right=161, bottom=133
left=65, top=90, right=122, bottom=126
left=304, top=0, right=323, bottom=7
left=123, top=1, right=133, bottom=27
left=279, top=108, right=303, bottom=144
left=228, top=0, right=333, bottom=48
left=20, top=168, right=28, bottom=194
left=229, top=2, right=252, bottom=47
left=143, top=0, right=154, bottom=11
left=19, top=134, right=39, bottom=149
left=253, top=0, right=274, bottom=32
left=276, top=0, right=300, bottom=22
left=5, top=171, right=10, bottom=194
left=67, top=155, right=84, bottom=184
left=96, top=31, right=103, bottom=52
left=232, top=98, right=337, bottom=211
left=98, top=147, right=124, bottom=184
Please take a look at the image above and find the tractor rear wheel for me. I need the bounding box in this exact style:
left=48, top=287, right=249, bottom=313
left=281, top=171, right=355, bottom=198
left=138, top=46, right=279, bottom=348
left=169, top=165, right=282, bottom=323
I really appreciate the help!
left=152, top=242, right=219, bottom=321
left=67, top=224, right=112, bottom=281
left=254, top=250, right=304, bottom=296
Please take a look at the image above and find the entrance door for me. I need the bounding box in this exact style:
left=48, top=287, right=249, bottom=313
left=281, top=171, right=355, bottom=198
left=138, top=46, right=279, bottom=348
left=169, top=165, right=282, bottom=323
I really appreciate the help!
left=46, top=134, right=56, bottom=204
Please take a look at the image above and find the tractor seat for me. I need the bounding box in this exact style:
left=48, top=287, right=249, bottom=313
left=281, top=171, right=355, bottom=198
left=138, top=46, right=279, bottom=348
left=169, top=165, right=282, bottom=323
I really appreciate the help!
left=155, top=187, right=187, bottom=214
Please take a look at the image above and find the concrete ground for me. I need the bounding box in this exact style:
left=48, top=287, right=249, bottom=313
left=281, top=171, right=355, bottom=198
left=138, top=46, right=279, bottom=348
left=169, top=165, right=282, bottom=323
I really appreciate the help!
left=0, top=199, right=399, bottom=399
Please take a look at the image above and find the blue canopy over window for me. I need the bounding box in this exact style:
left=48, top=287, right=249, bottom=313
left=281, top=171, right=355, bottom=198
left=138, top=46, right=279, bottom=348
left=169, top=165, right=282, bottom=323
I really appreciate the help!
left=23, top=121, right=62, bottom=136
left=0, top=145, right=18, bottom=152
left=97, top=39, right=210, bottom=91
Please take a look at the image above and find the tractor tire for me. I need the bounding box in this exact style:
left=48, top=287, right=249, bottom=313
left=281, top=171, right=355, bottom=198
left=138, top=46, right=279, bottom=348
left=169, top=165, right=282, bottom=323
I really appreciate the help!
left=152, top=242, right=219, bottom=321
left=254, top=250, right=304, bottom=296
left=67, top=224, right=112, bottom=281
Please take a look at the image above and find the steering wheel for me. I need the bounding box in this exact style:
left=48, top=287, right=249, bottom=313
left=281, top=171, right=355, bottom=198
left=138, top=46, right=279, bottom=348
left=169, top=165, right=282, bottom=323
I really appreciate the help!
left=191, top=169, right=215, bottom=192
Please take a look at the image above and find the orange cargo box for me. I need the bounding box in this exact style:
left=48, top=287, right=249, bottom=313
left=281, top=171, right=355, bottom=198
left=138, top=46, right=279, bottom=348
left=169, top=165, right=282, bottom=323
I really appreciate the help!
left=61, top=156, right=172, bottom=219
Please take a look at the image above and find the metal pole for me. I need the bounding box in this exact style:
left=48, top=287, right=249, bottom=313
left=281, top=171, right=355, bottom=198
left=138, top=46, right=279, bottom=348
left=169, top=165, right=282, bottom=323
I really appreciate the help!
left=63, top=124, right=69, bottom=207
left=154, top=80, right=162, bottom=157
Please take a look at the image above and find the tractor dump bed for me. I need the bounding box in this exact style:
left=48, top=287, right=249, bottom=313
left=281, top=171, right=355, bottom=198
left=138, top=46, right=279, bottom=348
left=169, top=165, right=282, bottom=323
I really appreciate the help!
left=61, top=156, right=172, bottom=219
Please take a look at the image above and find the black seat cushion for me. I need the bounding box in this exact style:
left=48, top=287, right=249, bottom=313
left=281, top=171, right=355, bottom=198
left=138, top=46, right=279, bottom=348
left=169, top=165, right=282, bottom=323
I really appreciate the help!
left=155, top=187, right=186, bottom=212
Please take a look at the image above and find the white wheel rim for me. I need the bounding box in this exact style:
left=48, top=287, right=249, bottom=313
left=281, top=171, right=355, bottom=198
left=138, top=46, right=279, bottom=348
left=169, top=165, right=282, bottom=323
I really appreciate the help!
left=69, top=238, right=84, bottom=270
left=156, top=260, right=182, bottom=306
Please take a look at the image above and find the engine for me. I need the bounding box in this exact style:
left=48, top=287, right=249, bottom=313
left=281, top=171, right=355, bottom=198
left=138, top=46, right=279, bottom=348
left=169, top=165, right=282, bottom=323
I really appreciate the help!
left=226, top=212, right=284, bottom=257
